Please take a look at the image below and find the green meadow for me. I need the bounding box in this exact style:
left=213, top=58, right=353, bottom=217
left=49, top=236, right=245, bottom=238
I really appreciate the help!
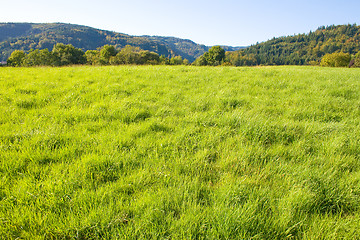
left=1, top=65, right=360, bottom=239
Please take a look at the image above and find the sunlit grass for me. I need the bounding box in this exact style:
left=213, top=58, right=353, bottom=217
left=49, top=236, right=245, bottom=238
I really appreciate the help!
left=0, top=65, right=360, bottom=239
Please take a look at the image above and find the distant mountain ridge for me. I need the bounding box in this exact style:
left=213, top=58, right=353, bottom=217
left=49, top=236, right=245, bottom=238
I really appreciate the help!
left=0, top=22, right=243, bottom=62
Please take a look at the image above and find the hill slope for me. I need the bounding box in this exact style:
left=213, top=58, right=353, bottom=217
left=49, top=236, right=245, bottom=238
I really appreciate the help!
left=0, top=23, right=241, bottom=62
left=0, top=23, right=171, bottom=62
left=226, top=24, right=360, bottom=66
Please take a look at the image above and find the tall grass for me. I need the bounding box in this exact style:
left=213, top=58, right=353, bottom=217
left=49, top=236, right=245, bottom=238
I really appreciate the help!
left=0, top=65, right=360, bottom=239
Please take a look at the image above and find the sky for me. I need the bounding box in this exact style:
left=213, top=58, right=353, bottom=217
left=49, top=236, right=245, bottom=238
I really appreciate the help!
left=1, top=0, right=360, bottom=47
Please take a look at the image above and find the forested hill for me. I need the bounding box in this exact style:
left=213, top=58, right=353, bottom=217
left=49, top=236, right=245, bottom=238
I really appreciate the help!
left=226, top=24, right=360, bottom=66
left=0, top=23, right=239, bottom=62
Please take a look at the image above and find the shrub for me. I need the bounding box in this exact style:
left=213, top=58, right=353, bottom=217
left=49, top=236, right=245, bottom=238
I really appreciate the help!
left=352, top=52, right=360, bottom=68
left=307, top=60, right=319, bottom=66
left=320, top=52, right=351, bottom=67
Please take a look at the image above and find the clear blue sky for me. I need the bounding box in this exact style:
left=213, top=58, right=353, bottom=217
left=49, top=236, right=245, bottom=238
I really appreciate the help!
left=1, top=0, right=360, bottom=46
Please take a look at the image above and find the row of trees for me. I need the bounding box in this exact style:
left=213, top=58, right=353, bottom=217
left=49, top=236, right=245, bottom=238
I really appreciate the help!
left=6, top=43, right=189, bottom=67
left=7, top=44, right=85, bottom=67
left=7, top=43, right=360, bottom=68
left=193, top=47, right=360, bottom=68
left=7, top=44, right=226, bottom=67
left=85, top=45, right=188, bottom=66
left=193, top=45, right=360, bottom=68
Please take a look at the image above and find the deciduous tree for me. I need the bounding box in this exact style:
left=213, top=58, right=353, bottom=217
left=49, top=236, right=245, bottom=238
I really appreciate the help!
left=52, top=43, right=86, bottom=66
left=193, top=46, right=226, bottom=66
left=99, top=45, right=117, bottom=65
left=206, top=46, right=225, bottom=66
left=85, top=50, right=100, bottom=65
left=23, top=49, right=54, bottom=66
left=7, top=50, right=25, bottom=66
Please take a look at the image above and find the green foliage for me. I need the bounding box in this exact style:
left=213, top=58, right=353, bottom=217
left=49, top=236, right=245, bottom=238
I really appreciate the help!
left=7, top=44, right=182, bottom=67
left=228, top=24, right=360, bottom=66
left=307, top=60, right=320, bottom=66
left=353, top=52, right=360, bottom=67
left=194, top=46, right=225, bottom=66
left=111, top=45, right=170, bottom=65
left=23, top=49, right=43, bottom=66
left=51, top=43, right=86, bottom=66
left=159, top=55, right=170, bottom=65
left=23, top=49, right=54, bottom=66
left=206, top=46, right=226, bottom=65
left=139, top=50, right=160, bottom=65
left=0, top=23, right=33, bottom=42
left=85, top=50, right=100, bottom=65
left=169, top=56, right=184, bottom=65
left=1, top=66, right=360, bottom=238
left=114, top=45, right=142, bottom=65
left=99, top=45, right=117, bottom=65
left=193, top=46, right=226, bottom=66
left=225, top=51, right=257, bottom=66
left=6, top=44, right=87, bottom=67
left=320, top=52, right=351, bottom=67
left=193, top=55, right=207, bottom=66
left=6, top=50, right=25, bottom=66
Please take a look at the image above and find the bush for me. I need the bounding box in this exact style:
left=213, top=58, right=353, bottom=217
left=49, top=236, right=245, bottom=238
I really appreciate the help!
left=307, top=60, right=319, bottom=66
left=320, top=52, right=351, bottom=67
left=352, top=52, right=360, bottom=68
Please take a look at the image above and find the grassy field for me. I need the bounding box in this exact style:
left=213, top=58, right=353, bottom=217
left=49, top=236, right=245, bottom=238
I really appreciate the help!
left=0, top=65, right=360, bottom=239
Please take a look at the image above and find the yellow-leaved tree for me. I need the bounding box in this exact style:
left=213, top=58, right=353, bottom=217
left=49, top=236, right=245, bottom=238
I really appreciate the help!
left=320, top=52, right=351, bottom=67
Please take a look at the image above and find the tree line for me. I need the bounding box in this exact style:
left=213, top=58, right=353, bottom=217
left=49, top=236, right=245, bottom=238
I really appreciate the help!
left=6, top=44, right=226, bottom=67
left=6, top=43, right=189, bottom=67
left=6, top=41, right=360, bottom=68
left=192, top=45, right=360, bottom=68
